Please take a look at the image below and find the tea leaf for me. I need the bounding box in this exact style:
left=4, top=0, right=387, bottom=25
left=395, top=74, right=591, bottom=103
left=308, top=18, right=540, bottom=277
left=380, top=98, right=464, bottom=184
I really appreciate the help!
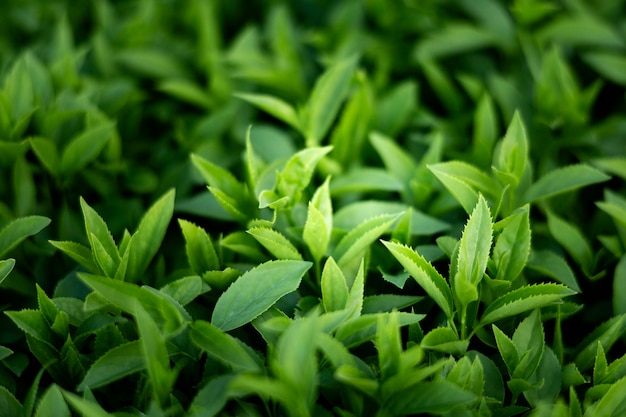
left=160, top=275, right=209, bottom=306
left=574, top=314, right=626, bottom=371
left=62, top=390, right=114, bottom=417
left=456, top=194, right=493, bottom=289
left=247, top=227, right=302, bottom=260
left=546, top=210, right=593, bottom=275
left=234, top=93, right=300, bottom=130
left=382, top=240, right=454, bottom=319
left=493, top=206, right=531, bottom=282
left=80, top=198, right=119, bottom=273
left=5, top=309, right=54, bottom=343
left=527, top=250, right=580, bottom=292
left=369, top=131, right=417, bottom=184
left=191, top=320, right=262, bottom=372
left=614, top=256, right=626, bottom=316
left=421, top=327, right=469, bottom=355
left=29, top=137, right=61, bottom=176
left=60, top=121, right=115, bottom=176
left=305, top=55, right=358, bottom=145
left=303, top=203, right=329, bottom=262
left=584, top=51, right=626, bottom=85
left=78, top=341, right=144, bottom=391
left=478, top=284, right=575, bottom=327
left=134, top=302, right=174, bottom=405
left=472, top=93, right=498, bottom=168
left=524, top=164, right=610, bottom=203
left=385, top=381, right=477, bottom=415
left=0, top=216, right=51, bottom=258
left=276, top=146, right=332, bottom=205
left=375, top=80, right=417, bottom=138
left=330, top=168, right=404, bottom=195
left=178, top=219, right=220, bottom=274
left=377, top=312, right=402, bottom=380
left=49, top=241, right=98, bottom=274
left=321, top=257, right=349, bottom=313
left=0, top=258, right=16, bottom=285
left=0, top=386, right=23, bottom=417
left=334, top=214, right=399, bottom=271
left=126, top=189, right=175, bottom=282
left=212, top=260, right=312, bottom=331
left=34, top=385, right=70, bottom=417
left=495, top=111, right=529, bottom=185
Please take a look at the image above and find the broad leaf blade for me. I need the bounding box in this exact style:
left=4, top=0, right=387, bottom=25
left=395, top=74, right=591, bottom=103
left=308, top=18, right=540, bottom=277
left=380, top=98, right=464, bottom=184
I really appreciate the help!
left=247, top=227, right=302, bottom=260
left=212, top=260, right=312, bottom=331
left=478, top=284, right=575, bottom=327
left=524, top=164, right=610, bottom=203
left=0, top=216, right=51, bottom=258
left=234, top=92, right=300, bottom=130
left=78, top=341, right=144, bottom=391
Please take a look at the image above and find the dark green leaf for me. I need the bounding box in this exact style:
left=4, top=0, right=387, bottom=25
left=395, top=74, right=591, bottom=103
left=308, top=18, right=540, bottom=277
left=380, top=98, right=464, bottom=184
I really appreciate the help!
left=60, top=121, right=115, bottom=176
left=0, top=216, right=51, bottom=258
left=78, top=341, right=143, bottom=391
left=524, top=165, right=610, bottom=203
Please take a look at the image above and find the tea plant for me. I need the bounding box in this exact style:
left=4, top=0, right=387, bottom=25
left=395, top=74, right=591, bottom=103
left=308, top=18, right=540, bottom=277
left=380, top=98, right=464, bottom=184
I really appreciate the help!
left=1, top=0, right=626, bottom=416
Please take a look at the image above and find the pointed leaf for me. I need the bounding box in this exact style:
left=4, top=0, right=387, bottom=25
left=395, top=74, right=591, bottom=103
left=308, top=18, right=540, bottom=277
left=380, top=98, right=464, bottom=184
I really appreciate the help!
left=0, top=216, right=51, bottom=258
left=49, top=241, right=98, bottom=274
left=478, top=284, right=575, bottom=327
left=60, top=121, right=115, bottom=175
left=457, top=194, right=493, bottom=286
left=321, top=257, right=349, bottom=313
left=126, top=189, right=175, bottom=282
left=212, top=260, right=312, bottom=331
left=234, top=92, right=300, bottom=130
left=77, top=340, right=143, bottom=391
left=493, top=206, right=531, bottom=282
left=0, top=258, right=16, bottom=285
left=524, top=164, right=610, bottom=203
left=382, top=240, right=454, bottom=319
left=247, top=227, right=302, bottom=260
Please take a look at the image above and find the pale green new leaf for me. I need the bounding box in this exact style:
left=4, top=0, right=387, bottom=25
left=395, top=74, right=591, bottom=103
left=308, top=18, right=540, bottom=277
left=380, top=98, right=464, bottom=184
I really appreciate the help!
left=305, top=55, right=358, bottom=144
left=191, top=320, right=262, bottom=372
left=421, top=327, right=469, bottom=355
left=78, top=341, right=144, bottom=391
left=524, top=164, right=610, bottom=203
left=584, top=375, right=626, bottom=417
left=321, top=257, right=349, bottom=313
left=0, top=216, right=51, bottom=258
left=495, top=111, right=528, bottom=184
left=303, top=203, right=329, bottom=262
left=493, top=206, right=531, bottom=282
left=179, top=219, right=220, bottom=274
left=493, top=325, right=519, bottom=374
left=472, top=93, right=498, bottom=168
left=276, top=146, right=332, bottom=203
left=382, top=240, right=454, bottom=319
left=457, top=194, right=493, bottom=286
left=234, top=92, right=301, bottom=130
left=126, top=189, right=175, bottom=282
left=247, top=227, right=302, bottom=260
left=212, top=260, right=312, bottom=331
left=478, top=284, right=575, bottom=327
left=60, top=121, right=115, bottom=176
left=334, top=214, right=399, bottom=271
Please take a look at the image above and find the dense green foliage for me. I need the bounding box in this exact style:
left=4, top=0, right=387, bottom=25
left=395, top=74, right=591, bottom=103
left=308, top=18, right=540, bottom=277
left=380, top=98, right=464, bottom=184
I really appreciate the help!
left=1, top=0, right=626, bottom=416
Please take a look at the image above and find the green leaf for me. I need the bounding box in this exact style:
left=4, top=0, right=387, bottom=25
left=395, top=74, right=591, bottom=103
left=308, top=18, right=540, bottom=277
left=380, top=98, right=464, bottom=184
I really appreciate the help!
left=0, top=216, right=51, bottom=258
left=524, top=164, right=610, bottom=203
left=575, top=314, right=626, bottom=371
left=478, top=284, right=575, bottom=327
left=62, top=390, right=114, bottom=417
left=160, top=275, right=209, bottom=306
left=115, top=48, right=189, bottom=79
left=377, top=312, right=402, bottom=380
left=527, top=250, right=580, bottom=292
left=584, top=376, right=626, bottom=417
left=369, top=131, right=417, bottom=185
left=493, top=325, right=520, bottom=374
left=511, top=310, right=545, bottom=380
left=212, top=260, right=312, bottom=331
left=305, top=55, right=358, bottom=144
left=330, top=168, right=404, bottom=195
left=60, top=121, right=115, bottom=176
left=276, top=146, right=333, bottom=205
left=421, top=327, right=469, bottom=355
left=382, top=240, right=454, bottom=319
left=614, top=256, right=626, bottom=316
left=303, top=203, right=329, bottom=262
left=49, top=241, right=98, bottom=274
left=157, top=79, right=213, bottom=109
left=34, top=384, right=70, bottom=417
left=78, top=273, right=184, bottom=335
left=79, top=197, right=119, bottom=276
left=456, top=194, right=493, bottom=290
left=362, top=294, right=422, bottom=314
left=29, top=137, right=60, bottom=176
left=334, top=214, right=399, bottom=271
left=495, top=111, right=529, bottom=185
left=375, top=80, right=417, bottom=138
left=179, top=219, right=220, bottom=274
left=385, top=381, right=477, bottom=415
left=584, top=51, right=626, bottom=85
left=472, top=93, right=498, bottom=168
left=5, top=309, right=55, bottom=342
left=415, top=23, right=496, bottom=61
left=126, top=189, right=175, bottom=282
left=78, top=341, right=143, bottom=391
left=0, top=386, right=23, bottom=417
left=134, top=302, right=174, bottom=405
left=0, top=258, right=16, bottom=285
left=334, top=201, right=448, bottom=236
left=492, top=206, right=531, bottom=282
left=546, top=210, right=593, bottom=275
left=234, top=92, right=300, bottom=130
left=191, top=320, right=262, bottom=372
left=247, top=227, right=302, bottom=260
left=321, top=257, right=349, bottom=313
